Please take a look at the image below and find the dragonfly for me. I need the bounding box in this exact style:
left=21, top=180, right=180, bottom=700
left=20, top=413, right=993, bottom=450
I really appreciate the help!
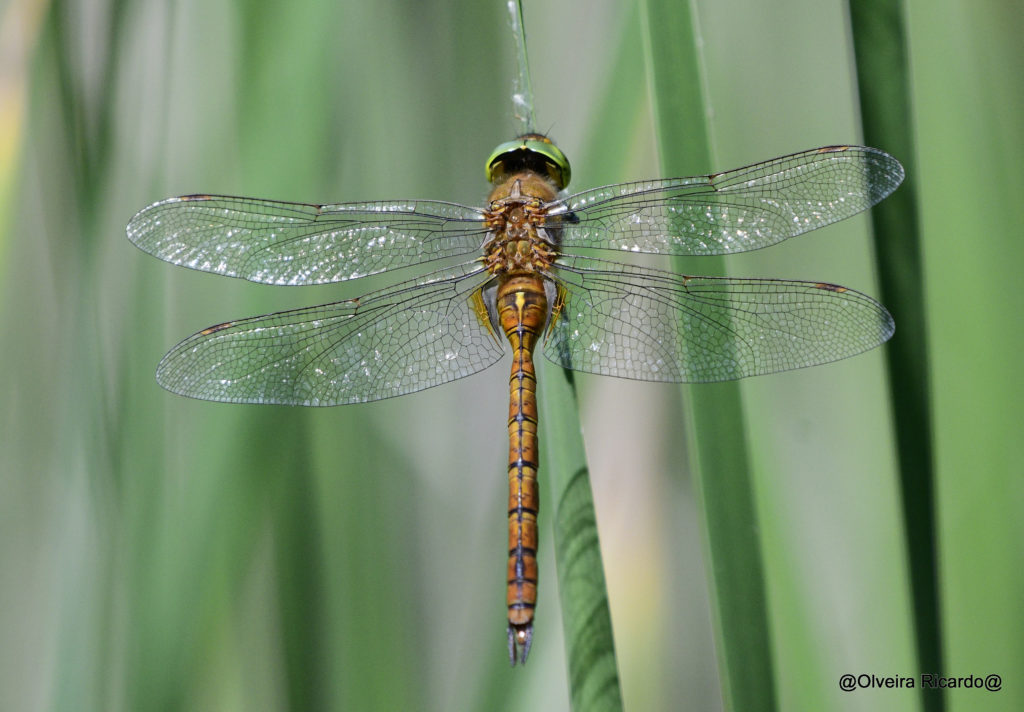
left=128, top=134, right=902, bottom=665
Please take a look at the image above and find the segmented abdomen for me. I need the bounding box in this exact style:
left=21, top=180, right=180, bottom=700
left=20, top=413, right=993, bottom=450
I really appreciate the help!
left=496, top=273, right=548, bottom=665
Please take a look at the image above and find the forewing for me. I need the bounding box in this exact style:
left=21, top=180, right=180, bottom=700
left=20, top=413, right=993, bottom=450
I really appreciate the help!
left=555, top=146, right=903, bottom=256
left=156, top=263, right=505, bottom=405
left=127, top=195, right=488, bottom=285
left=545, top=256, right=894, bottom=382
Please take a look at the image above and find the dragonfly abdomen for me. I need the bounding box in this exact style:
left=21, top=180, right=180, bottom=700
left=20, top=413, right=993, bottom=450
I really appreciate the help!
left=497, top=274, right=547, bottom=665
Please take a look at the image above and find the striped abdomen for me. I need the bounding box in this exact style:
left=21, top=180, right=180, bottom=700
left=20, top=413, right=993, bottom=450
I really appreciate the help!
left=497, top=273, right=548, bottom=665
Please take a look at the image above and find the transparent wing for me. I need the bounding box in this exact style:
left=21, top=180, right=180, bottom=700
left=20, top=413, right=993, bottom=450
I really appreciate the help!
left=544, top=256, right=894, bottom=382
left=127, top=194, right=489, bottom=285
left=156, top=262, right=505, bottom=405
left=554, top=146, right=903, bottom=256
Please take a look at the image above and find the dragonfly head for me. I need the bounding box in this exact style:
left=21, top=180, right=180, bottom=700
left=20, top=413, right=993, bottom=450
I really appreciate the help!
left=486, top=134, right=571, bottom=190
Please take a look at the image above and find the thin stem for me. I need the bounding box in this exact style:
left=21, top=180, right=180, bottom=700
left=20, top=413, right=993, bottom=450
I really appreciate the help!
left=507, top=0, right=537, bottom=135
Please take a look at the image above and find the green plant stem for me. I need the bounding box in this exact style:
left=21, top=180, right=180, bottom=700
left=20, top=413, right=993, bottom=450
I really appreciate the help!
left=538, top=361, right=623, bottom=712
left=641, top=1, right=777, bottom=710
left=847, top=4, right=942, bottom=708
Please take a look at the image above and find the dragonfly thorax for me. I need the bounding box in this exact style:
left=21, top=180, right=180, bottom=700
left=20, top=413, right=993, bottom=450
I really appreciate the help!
left=483, top=177, right=560, bottom=276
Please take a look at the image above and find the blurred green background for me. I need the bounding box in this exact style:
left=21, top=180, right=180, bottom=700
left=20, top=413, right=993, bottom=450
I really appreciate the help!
left=1, top=0, right=1021, bottom=710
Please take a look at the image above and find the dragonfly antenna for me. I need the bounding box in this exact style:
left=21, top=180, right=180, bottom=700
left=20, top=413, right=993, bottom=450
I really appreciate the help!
left=507, top=0, right=537, bottom=135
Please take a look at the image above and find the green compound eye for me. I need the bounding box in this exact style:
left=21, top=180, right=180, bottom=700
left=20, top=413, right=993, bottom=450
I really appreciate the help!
left=486, top=135, right=571, bottom=190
